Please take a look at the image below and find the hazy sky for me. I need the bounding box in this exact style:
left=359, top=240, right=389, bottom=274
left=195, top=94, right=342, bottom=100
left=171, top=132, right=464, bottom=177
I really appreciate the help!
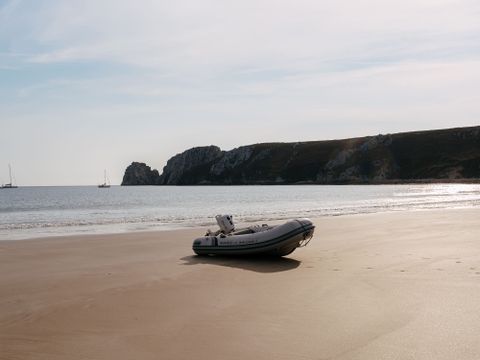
left=1, top=0, right=479, bottom=185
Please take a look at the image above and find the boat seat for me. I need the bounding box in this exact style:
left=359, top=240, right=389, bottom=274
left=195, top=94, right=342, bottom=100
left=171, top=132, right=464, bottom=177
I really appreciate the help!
left=233, top=228, right=255, bottom=235
left=234, top=224, right=271, bottom=235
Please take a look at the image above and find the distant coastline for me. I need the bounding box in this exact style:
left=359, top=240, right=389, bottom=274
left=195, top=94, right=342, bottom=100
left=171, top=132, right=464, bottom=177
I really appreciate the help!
left=122, top=125, right=480, bottom=186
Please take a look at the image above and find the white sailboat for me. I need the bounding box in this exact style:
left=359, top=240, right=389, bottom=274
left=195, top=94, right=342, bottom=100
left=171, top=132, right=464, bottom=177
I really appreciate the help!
left=98, top=169, right=111, bottom=188
left=1, top=164, right=18, bottom=189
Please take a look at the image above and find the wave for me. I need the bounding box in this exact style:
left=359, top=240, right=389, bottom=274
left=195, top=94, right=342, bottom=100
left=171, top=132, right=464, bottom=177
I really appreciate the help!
left=2, top=198, right=478, bottom=232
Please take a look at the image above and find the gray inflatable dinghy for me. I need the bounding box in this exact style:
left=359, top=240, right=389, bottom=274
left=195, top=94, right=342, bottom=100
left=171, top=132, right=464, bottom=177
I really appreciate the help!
left=192, top=215, right=315, bottom=256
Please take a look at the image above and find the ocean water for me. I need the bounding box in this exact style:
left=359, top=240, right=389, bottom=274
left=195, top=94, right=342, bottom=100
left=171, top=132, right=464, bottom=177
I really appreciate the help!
left=0, top=184, right=479, bottom=240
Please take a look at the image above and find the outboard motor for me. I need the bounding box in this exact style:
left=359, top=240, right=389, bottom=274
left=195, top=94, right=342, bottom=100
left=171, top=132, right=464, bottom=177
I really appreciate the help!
left=215, top=214, right=235, bottom=234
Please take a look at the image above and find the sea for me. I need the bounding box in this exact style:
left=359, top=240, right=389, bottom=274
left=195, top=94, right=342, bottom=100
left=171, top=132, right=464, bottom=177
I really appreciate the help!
left=0, top=184, right=479, bottom=240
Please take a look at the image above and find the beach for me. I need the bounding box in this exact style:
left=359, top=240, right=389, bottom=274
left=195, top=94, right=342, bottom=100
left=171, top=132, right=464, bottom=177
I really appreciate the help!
left=1, top=208, right=480, bottom=359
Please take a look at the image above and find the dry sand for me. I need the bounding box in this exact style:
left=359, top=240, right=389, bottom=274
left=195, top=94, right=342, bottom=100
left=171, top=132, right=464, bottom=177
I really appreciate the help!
left=1, top=209, right=480, bottom=360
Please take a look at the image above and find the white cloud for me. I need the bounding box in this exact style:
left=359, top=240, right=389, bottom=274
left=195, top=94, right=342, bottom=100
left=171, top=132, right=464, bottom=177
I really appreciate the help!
left=16, top=0, right=480, bottom=71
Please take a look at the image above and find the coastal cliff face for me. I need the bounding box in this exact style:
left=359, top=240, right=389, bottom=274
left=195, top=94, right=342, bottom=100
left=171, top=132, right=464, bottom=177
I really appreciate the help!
left=159, top=146, right=223, bottom=185
left=121, top=126, right=480, bottom=185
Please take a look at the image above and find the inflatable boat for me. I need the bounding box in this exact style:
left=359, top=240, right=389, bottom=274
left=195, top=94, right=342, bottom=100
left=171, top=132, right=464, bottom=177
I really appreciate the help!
left=192, top=215, right=315, bottom=256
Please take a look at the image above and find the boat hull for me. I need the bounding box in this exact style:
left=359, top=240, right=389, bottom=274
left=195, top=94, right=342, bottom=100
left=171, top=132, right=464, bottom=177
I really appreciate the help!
left=192, top=218, right=315, bottom=256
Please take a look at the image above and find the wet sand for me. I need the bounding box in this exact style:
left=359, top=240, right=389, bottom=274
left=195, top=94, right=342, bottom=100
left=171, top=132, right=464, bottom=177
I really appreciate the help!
left=1, top=209, right=480, bottom=359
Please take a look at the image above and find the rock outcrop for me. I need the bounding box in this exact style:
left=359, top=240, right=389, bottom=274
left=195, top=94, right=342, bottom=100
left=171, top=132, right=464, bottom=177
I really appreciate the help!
left=122, top=126, right=480, bottom=185
left=122, top=162, right=161, bottom=185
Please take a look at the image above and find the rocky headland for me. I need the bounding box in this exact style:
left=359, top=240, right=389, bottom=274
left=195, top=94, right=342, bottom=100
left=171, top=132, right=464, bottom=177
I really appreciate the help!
left=122, top=126, right=480, bottom=185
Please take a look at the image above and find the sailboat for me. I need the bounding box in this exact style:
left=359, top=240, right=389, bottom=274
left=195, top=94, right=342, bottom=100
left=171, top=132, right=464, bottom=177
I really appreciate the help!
left=98, top=169, right=111, bottom=188
left=1, top=164, right=18, bottom=189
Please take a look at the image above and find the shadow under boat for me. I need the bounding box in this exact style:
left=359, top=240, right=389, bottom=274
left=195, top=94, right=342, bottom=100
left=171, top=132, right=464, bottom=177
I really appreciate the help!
left=180, top=254, right=301, bottom=273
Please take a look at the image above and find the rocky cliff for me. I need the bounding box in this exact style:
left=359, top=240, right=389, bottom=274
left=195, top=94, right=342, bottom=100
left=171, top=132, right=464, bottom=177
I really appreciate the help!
left=159, top=146, right=223, bottom=185
left=121, top=126, right=480, bottom=185
left=122, top=162, right=161, bottom=185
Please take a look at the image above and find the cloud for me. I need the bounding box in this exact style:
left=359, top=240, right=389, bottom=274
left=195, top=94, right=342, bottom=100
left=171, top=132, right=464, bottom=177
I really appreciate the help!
left=13, top=0, right=480, bottom=107
left=10, top=0, right=479, bottom=72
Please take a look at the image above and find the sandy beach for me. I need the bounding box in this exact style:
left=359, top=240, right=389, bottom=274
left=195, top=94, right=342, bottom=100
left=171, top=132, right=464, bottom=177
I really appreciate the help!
left=1, top=208, right=480, bottom=359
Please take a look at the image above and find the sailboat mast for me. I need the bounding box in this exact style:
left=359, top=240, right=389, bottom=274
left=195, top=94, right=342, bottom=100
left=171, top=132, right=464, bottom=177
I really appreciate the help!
left=104, top=169, right=107, bottom=184
left=9, top=164, right=12, bottom=184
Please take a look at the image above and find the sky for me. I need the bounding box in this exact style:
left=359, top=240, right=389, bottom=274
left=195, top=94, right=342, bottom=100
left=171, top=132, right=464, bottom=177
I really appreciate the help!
left=1, top=0, right=479, bottom=185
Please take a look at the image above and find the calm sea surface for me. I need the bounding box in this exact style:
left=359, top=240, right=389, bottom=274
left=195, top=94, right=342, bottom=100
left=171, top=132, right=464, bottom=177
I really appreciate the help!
left=0, top=184, right=479, bottom=240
